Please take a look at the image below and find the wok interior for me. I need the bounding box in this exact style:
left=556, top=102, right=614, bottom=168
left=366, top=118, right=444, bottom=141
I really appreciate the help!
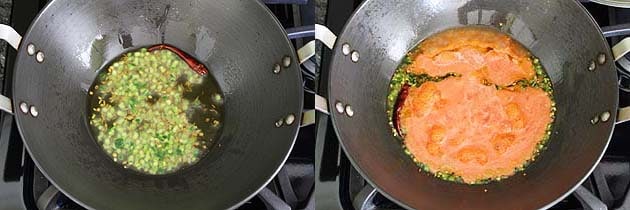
left=329, top=0, right=617, bottom=209
left=12, top=0, right=301, bottom=209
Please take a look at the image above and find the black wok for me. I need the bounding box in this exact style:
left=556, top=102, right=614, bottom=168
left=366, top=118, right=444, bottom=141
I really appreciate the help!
left=0, top=0, right=303, bottom=209
left=322, top=0, right=629, bottom=209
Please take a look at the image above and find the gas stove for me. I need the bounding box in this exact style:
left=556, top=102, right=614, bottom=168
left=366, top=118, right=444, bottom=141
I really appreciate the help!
left=0, top=0, right=316, bottom=209
left=315, top=1, right=630, bottom=210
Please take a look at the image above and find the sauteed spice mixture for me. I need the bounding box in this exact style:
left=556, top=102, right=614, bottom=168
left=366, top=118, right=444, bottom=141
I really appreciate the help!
left=88, top=47, right=224, bottom=175
left=387, top=27, right=556, bottom=184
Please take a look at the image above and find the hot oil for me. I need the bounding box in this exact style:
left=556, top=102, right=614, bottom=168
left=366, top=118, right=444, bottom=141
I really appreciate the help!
left=180, top=72, right=225, bottom=150
left=87, top=46, right=224, bottom=175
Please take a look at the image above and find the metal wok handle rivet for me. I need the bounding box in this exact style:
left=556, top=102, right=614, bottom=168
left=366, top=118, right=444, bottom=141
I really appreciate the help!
left=282, top=56, right=291, bottom=68
left=597, top=53, right=607, bottom=65
left=36, top=51, right=44, bottom=63
left=351, top=51, right=360, bottom=63
left=345, top=105, right=354, bottom=117
left=591, top=115, right=600, bottom=125
left=19, top=102, right=28, bottom=114
left=275, top=119, right=284, bottom=127
left=273, top=63, right=281, bottom=74
left=588, top=60, right=596, bottom=71
left=342, top=43, right=351, bottom=56
left=335, top=102, right=345, bottom=114
left=600, top=111, right=611, bottom=122
left=26, top=44, right=35, bottom=56
left=29, top=106, right=38, bottom=117
left=285, top=114, right=296, bottom=125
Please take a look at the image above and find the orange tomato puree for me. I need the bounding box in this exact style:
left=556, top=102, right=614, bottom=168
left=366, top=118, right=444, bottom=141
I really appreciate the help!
left=398, top=27, right=553, bottom=183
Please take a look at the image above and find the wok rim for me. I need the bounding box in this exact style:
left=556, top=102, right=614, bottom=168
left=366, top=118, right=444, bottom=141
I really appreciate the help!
left=326, top=0, right=617, bottom=209
left=11, top=0, right=304, bottom=209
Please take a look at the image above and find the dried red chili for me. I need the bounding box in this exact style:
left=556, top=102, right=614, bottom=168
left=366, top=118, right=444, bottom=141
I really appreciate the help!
left=148, top=44, right=209, bottom=75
